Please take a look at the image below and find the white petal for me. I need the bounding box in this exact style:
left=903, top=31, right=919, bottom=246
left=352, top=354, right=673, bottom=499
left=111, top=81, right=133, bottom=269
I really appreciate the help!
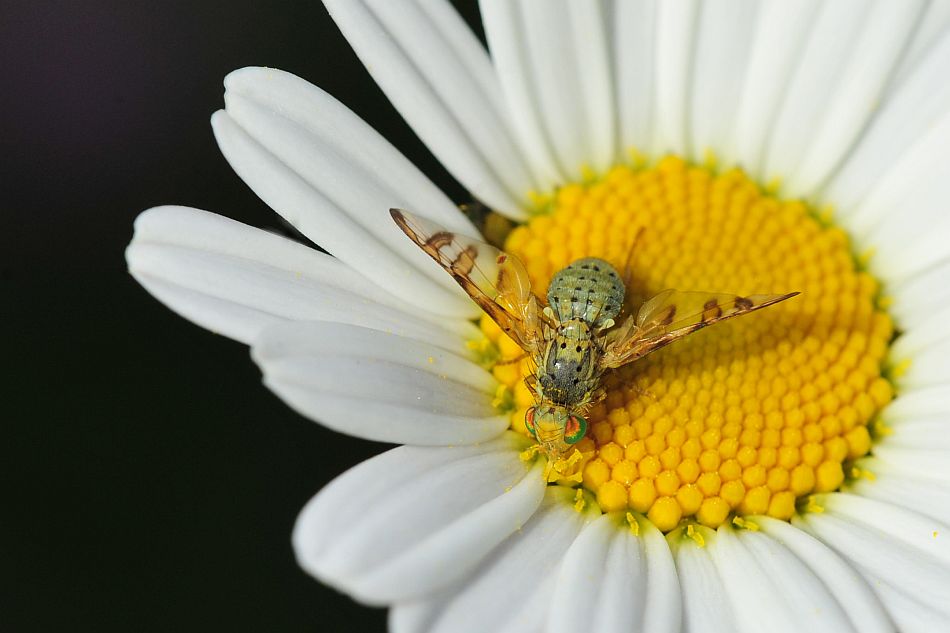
left=875, top=417, right=950, bottom=451
left=293, top=434, right=545, bottom=605
left=566, top=0, right=616, bottom=173
left=479, top=0, right=564, bottom=190
left=761, top=0, right=868, bottom=188
left=253, top=322, right=508, bottom=445
left=867, top=580, right=950, bottom=633
left=888, top=259, right=950, bottom=331
left=846, top=462, right=950, bottom=525
left=390, top=599, right=435, bottom=633
left=710, top=524, right=855, bottom=633
left=517, top=0, right=614, bottom=178
left=639, top=516, right=682, bottom=633
left=889, top=303, right=950, bottom=363
left=781, top=0, right=925, bottom=196
left=848, top=111, right=950, bottom=283
left=688, top=0, right=758, bottom=165
left=669, top=527, right=736, bottom=633
left=824, top=27, right=950, bottom=217
left=549, top=512, right=679, bottom=633
left=882, top=420, right=950, bottom=450
left=889, top=0, right=950, bottom=89
left=222, top=67, right=470, bottom=232
left=549, top=514, right=634, bottom=633
left=322, top=0, right=533, bottom=218
left=213, top=67, right=480, bottom=319
left=218, top=97, right=463, bottom=296
left=795, top=493, right=950, bottom=620
left=395, top=486, right=598, bottom=633
left=728, top=0, right=820, bottom=174
left=611, top=0, right=656, bottom=157
left=756, top=517, right=894, bottom=633
left=879, top=384, right=950, bottom=421
left=893, top=333, right=950, bottom=390
left=739, top=528, right=871, bottom=632
left=872, top=444, right=950, bottom=481
left=650, top=0, right=698, bottom=158
left=126, top=206, right=472, bottom=344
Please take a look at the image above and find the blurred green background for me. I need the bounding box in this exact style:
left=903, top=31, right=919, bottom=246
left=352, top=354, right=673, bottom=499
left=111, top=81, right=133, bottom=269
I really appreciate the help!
left=2, top=1, right=481, bottom=630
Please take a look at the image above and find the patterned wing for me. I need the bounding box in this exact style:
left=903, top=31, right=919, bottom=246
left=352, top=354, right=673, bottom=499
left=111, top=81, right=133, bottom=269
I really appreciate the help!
left=391, top=208, right=545, bottom=354
left=600, top=289, right=799, bottom=369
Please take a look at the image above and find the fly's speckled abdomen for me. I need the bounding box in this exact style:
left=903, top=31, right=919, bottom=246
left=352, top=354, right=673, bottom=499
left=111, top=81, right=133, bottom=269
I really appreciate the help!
left=537, top=258, right=625, bottom=408
left=546, top=257, right=625, bottom=328
left=539, top=320, right=599, bottom=405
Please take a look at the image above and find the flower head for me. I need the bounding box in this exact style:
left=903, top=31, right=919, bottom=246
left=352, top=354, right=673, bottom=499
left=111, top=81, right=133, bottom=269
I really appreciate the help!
left=128, top=1, right=950, bottom=631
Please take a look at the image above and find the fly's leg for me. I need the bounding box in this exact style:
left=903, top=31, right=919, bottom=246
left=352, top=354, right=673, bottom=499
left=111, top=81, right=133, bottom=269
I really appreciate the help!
left=621, top=226, right=646, bottom=289
left=589, top=386, right=608, bottom=405
left=524, top=374, right=537, bottom=393
left=590, top=377, right=656, bottom=408
left=630, top=381, right=658, bottom=402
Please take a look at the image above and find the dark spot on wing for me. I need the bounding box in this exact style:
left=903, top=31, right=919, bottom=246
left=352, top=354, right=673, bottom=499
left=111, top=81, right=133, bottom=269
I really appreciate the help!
left=702, top=299, right=723, bottom=322
left=425, top=231, right=454, bottom=250
left=660, top=305, right=676, bottom=325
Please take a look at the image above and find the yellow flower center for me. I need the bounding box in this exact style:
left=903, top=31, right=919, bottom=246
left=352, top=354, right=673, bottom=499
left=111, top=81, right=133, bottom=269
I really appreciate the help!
left=483, top=156, right=894, bottom=532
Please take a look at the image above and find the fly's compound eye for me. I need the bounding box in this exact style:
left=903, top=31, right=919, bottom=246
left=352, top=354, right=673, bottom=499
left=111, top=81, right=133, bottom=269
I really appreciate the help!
left=564, top=414, right=588, bottom=444
left=525, top=407, right=537, bottom=438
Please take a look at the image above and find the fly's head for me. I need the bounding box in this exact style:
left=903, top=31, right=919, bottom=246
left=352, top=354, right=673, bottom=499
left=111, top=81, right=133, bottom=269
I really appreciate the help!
left=525, top=403, right=588, bottom=460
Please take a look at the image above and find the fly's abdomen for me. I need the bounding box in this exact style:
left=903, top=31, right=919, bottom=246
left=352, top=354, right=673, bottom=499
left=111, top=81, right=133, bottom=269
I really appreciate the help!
left=538, top=320, right=600, bottom=406
left=546, top=257, right=625, bottom=328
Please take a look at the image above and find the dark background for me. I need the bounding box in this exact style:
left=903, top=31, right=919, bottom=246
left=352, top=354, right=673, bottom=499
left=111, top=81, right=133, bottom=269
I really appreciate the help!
left=3, top=1, right=482, bottom=630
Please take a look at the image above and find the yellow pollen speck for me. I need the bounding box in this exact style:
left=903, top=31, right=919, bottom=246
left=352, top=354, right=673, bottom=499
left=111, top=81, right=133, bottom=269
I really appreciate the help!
left=890, top=358, right=911, bottom=378
left=732, top=516, right=760, bottom=532
left=626, top=512, right=640, bottom=536
left=850, top=466, right=876, bottom=482
left=519, top=445, right=540, bottom=462
left=574, top=488, right=587, bottom=512
left=545, top=449, right=586, bottom=484
left=804, top=496, right=825, bottom=514
left=489, top=158, right=894, bottom=532
left=873, top=420, right=893, bottom=437
left=686, top=523, right=706, bottom=547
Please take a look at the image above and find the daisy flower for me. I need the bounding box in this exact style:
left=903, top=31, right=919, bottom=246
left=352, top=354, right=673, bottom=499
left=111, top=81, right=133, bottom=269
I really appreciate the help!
left=127, top=1, right=950, bottom=631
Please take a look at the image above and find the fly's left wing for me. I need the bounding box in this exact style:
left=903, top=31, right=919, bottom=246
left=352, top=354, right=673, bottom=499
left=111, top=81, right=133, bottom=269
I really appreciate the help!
left=600, top=289, right=799, bottom=369
left=390, top=208, right=546, bottom=354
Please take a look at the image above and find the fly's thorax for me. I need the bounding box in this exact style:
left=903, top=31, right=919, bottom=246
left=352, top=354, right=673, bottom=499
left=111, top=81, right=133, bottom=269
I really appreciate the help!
left=538, top=318, right=601, bottom=406
left=556, top=318, right=590, bottom=342
left=546, top=257, right=625, bottom=328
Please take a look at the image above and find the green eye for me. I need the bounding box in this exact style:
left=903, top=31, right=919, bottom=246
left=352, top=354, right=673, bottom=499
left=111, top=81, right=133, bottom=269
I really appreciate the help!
left=564, top=414, right=587, bottom=444
left=525, top=407, right=537, bottom=438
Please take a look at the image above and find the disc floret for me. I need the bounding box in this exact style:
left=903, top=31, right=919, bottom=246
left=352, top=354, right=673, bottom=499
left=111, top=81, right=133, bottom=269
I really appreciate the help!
left=487, top=157, right=894, bottom=532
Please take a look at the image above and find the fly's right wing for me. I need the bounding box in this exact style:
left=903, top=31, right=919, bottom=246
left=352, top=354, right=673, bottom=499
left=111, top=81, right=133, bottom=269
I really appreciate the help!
left=391, top=208, right=546, bottom=355
left=600, top=289, right=799, bottom=369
